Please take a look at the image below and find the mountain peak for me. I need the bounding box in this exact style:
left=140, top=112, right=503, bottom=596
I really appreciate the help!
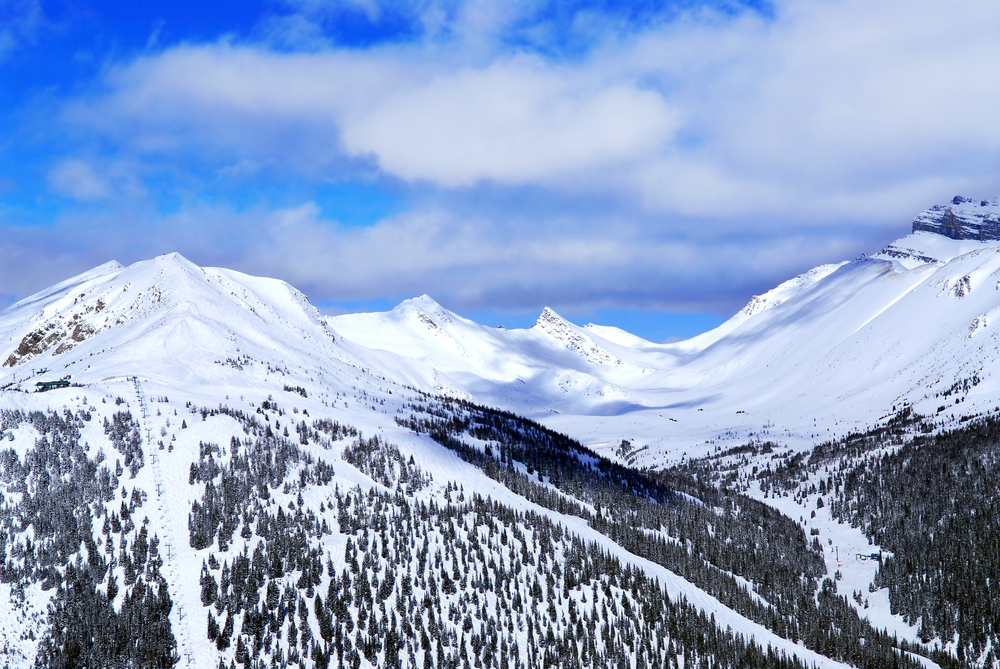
left=396, top=294, right=444, bottom=312
left=533, top=307, right=622, bottom=365
left=153, top=251, right=191, bottom=266
left=534, top=306, right=565, bottom=327
left=912, top=196, right=1000, bottom=240
left=127, top=251, right=205, bottom=277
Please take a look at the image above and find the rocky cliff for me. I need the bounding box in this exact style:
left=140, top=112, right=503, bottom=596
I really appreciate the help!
left=912, top=195, right=1000, bottom=240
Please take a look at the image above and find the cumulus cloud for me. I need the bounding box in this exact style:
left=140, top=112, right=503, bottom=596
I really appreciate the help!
left=69, top=46, right=678, bottom=187
left=339, top=60, right=679, bottom=186
left=63, top=0, right=1000, bottom=221
left=0, top=194, right=873, bottom=316
left=7, top=0, right=999, bottom=318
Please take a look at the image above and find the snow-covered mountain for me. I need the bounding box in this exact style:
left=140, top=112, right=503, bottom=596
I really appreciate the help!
left=0, top=250, right=862, bottom=669
left=1, top=197, right=998, bottom=669
left=911, top=194, right=1000, bottom=240
left=330, top=199, right=1000, bottom=466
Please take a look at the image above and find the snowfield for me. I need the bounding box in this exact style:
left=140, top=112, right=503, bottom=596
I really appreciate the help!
left=4, top=198, right=998, bottom=668
left=332, top=228, right=1000, bottom=471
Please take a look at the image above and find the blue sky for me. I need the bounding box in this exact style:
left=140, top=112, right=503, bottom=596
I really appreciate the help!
left=1, top=0, right=999, bottom=342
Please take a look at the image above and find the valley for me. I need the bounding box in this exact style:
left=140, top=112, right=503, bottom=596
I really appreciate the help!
left=1, top=197, right=999, bottom=668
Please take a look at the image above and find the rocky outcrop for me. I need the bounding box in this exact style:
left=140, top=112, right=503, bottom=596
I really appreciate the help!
left=534, top=307, right=622, bottom=365
left=912, top=195, right=1000, bottom=240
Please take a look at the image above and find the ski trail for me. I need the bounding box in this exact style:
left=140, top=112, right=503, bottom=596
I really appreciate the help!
left=133, top=377, right=196, bottom=667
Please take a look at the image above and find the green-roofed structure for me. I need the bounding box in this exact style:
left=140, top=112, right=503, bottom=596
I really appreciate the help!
left=36, top=380, right=71, bottom=390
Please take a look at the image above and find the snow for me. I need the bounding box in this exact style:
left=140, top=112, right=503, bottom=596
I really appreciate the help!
left=1, top=210, right=992, bottom=667
left=329, top=229, right=1000, bottom=472
left=671, top=261, right=849, bottom=353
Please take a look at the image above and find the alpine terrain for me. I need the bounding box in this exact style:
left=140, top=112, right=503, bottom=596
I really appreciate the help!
left=2, top=197, right=1000, bottom=669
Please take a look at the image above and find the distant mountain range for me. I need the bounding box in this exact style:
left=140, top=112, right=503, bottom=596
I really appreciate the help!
left=0, top=198, right=997, bottom=669
left=330, top=198, right=1000, bottom=465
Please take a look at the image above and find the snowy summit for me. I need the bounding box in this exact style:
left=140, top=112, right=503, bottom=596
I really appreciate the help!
left=0, top=197, right=998, bottom=669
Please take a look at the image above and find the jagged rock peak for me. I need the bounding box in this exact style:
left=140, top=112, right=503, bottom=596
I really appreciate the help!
left=913, top=195, right=1000, bottom=241
left=534, top=306, right=564, bottom=327
left=534, top=307, right=622, bottom=365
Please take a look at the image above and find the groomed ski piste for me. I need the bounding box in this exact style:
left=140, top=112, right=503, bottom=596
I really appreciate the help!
left=3, top=197, right=999, bottom=668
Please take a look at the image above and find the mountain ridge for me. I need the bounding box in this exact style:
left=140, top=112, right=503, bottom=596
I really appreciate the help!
left=912, top=195, right=1000, bottom=241
left=0, top=198, right=997, bottom=669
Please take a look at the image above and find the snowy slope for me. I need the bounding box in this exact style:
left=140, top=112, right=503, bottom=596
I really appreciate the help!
left=329, top=296, right=657, bottom=416
left=0, top=253, right=882, bottom=669
left=330, top=212, right=1000, bottom=468
left=670, top=261, right=848, bottom=353
left=4, top=196, right=996, bottom=669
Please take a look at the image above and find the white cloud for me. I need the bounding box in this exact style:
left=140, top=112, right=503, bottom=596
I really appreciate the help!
left=339, top=58, right=679, bottom=186
left=47, top=159, right=111, bottom=200
left=72, top=45, right=677, bottom=187
left=20, top=0, right=1000, bottom=317
left=0, top=189, right=884, bottom=319
left=64, top=0, right=1000, bottom=222
left=220, top=201, right=871, bottom=313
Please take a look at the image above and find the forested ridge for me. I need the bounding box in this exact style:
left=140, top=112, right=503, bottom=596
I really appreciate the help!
left=395, top=396, right=949, bottom=669
left=0, top=408, right=177, bottom=667
left=185, top=400, right=835, bottom=669
left=0, top=390, right=990, bottom=669
left=682, top=404, right=1000, bottom=668
left=829, top=414, right=1000, bottom=665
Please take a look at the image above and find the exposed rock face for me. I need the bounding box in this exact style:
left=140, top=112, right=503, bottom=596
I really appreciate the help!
left=912, top=195, right=1000, bottom=240
left=534, top=307, right=622, bottom=365
left=4, top=300, right=105, bottom=367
